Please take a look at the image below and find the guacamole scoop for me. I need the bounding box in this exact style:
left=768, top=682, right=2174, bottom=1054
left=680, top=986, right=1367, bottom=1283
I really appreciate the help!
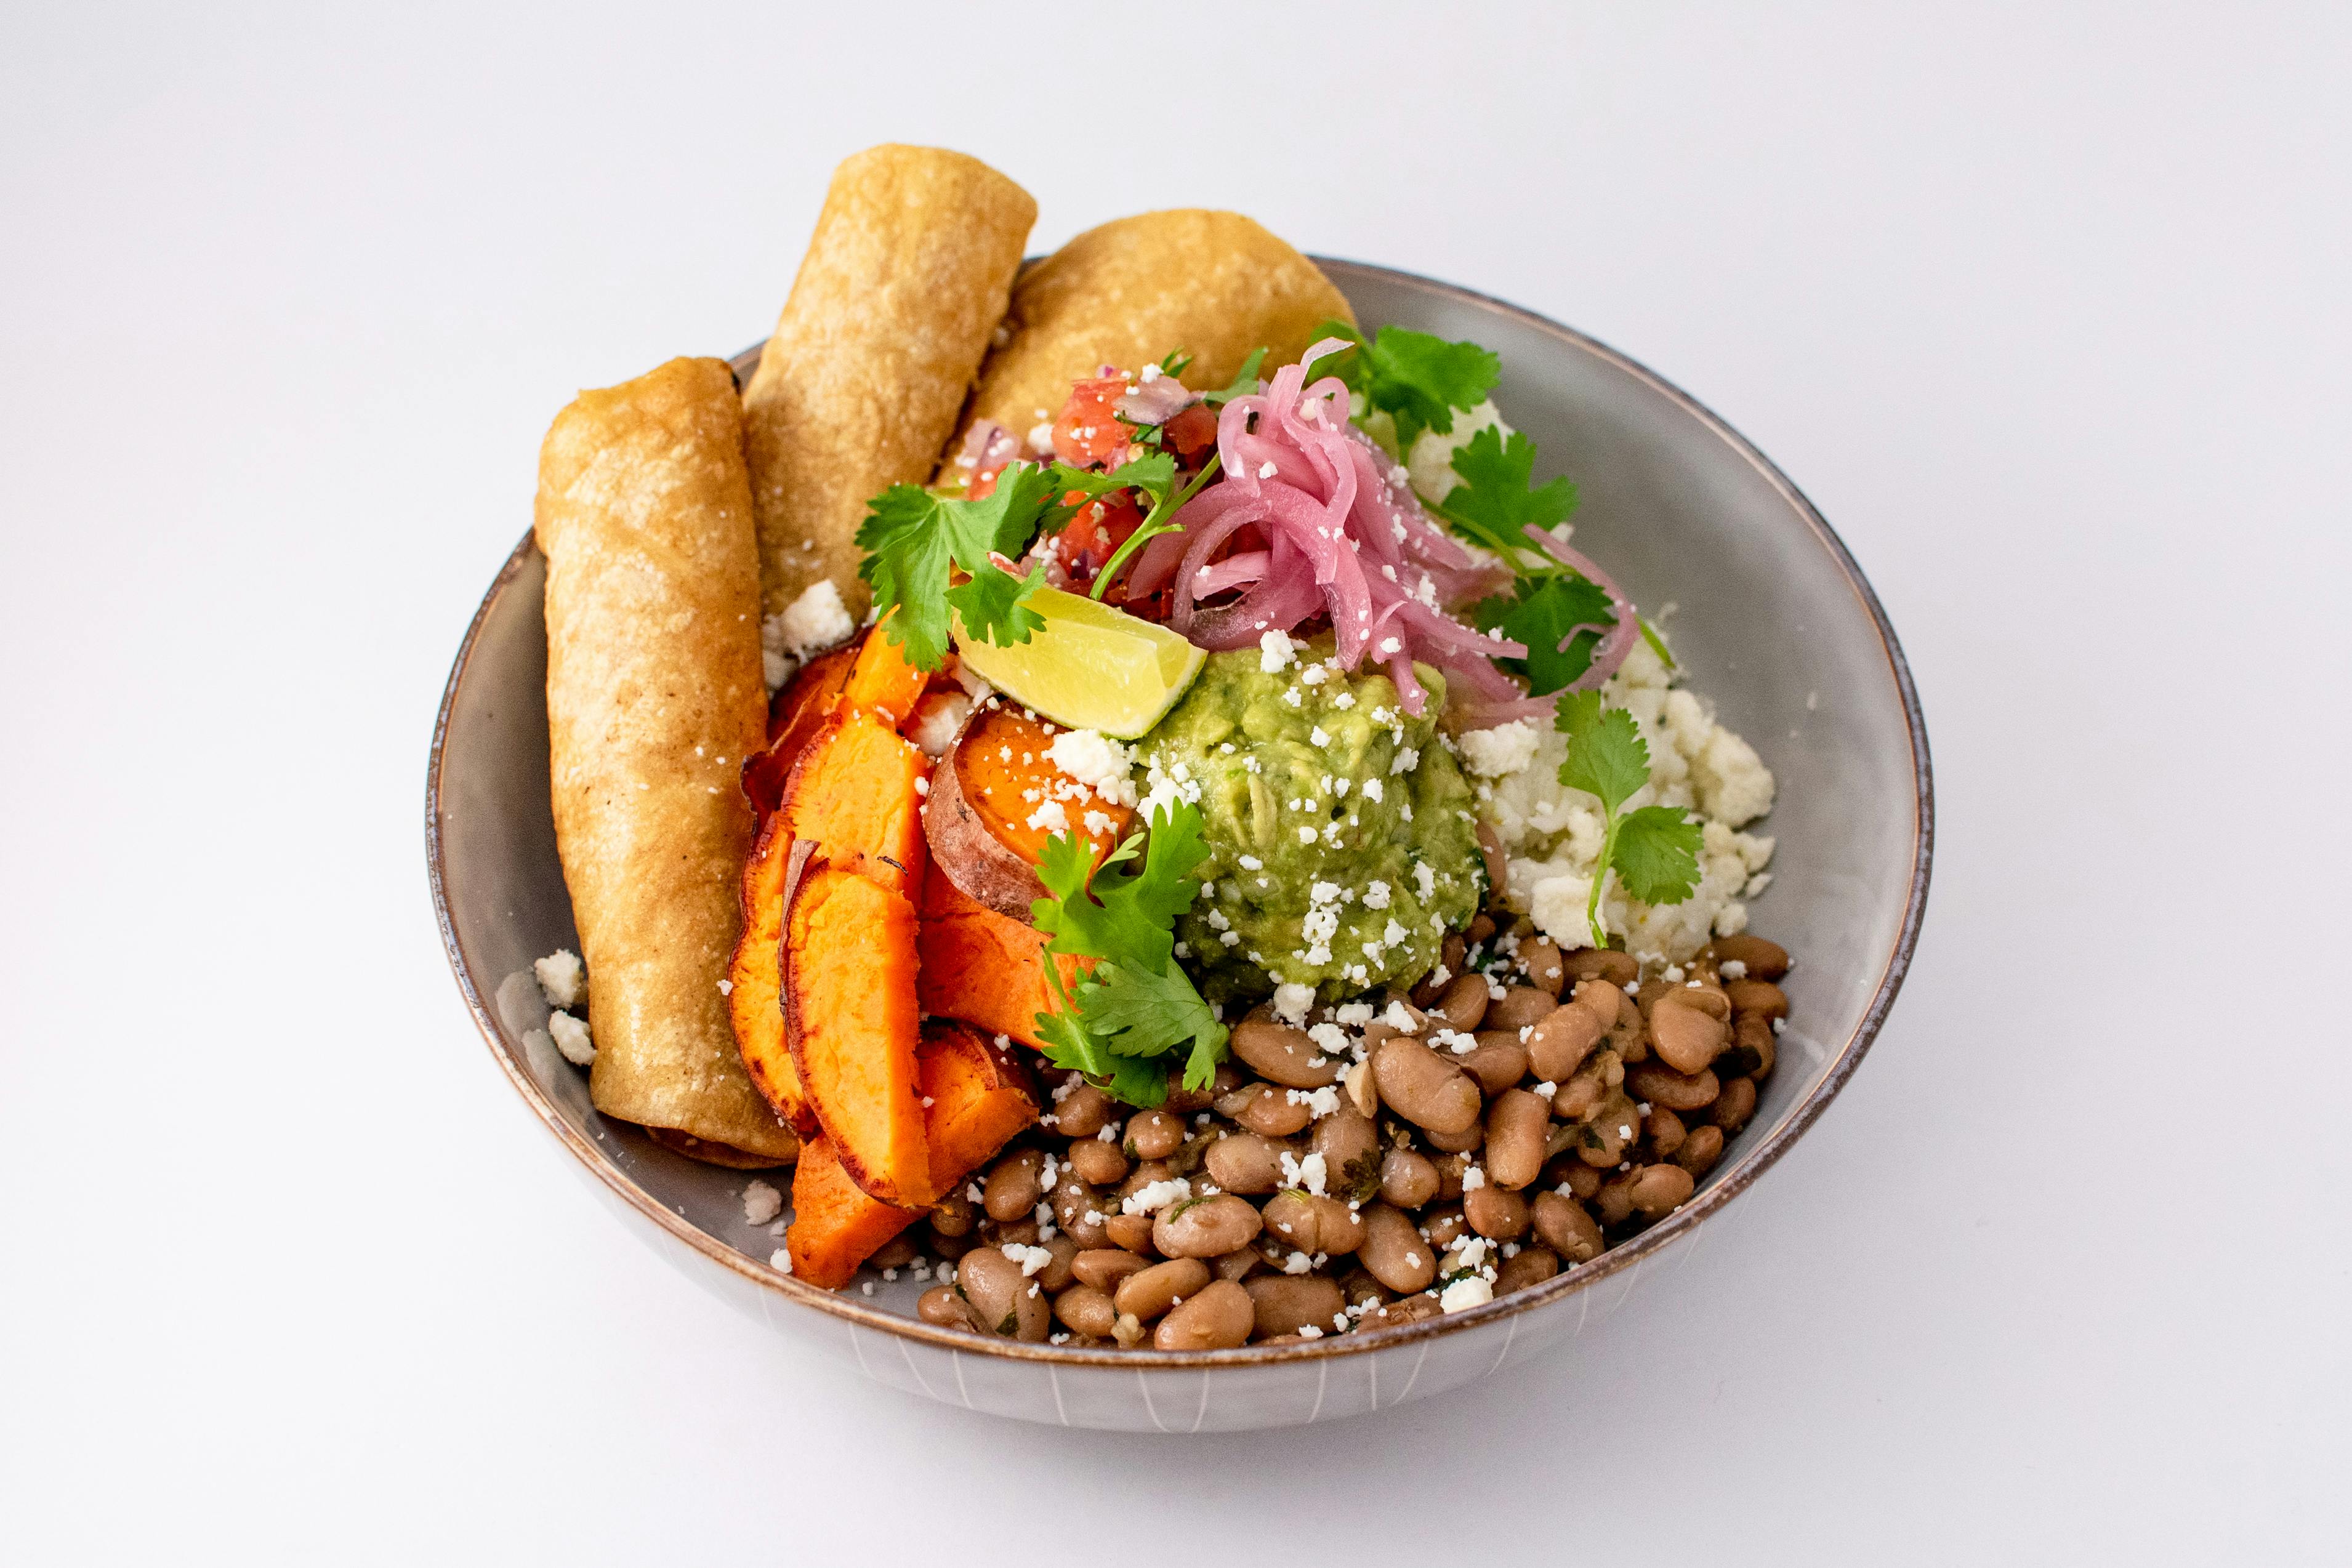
left=1135, top=641, right=1483, bottom=1003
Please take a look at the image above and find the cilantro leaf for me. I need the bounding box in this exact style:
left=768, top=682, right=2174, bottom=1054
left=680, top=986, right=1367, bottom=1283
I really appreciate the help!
left=855, top=460, right=1065, bottom=669
left=1028, top=803, right=1228, bottom=1106
left=1473, top=573, right=1616, bottom=696
left=1203, top=347, right=1268, bottom=406
left=1553, top=690, right=1701, bottom=947
left=1555, top=690, right=1651, bottom=813
left=1612, top=805, right=1704, bottom=905
left=943, top=557, right=1048, bottom=650
left=1314, top=320, right=1499, bottom=449
left=1436, top=426, right=1577, bottom=567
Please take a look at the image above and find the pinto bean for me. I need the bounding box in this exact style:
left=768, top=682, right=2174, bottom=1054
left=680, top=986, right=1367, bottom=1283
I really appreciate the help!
left=1153, top=1279, right=1255, bottom=1349
left=1645, top=1106, right=1688, bottom=1157
left=1531, top=1190, right=1604, bottom=1262
left=1337, top=1266, right=1395, bottom=1313
left=1433, top=972, right=1492, bottom=1032
left=1595, top=1170, right=1639, bottom=1226
left=1629, top=1163, right=1695, bottom=1220
left=1102, top=1212, right=1158, bottom=1255
left=1364, top=1292, right=1445, bottom=1330
left=1212, top=1247, right=1262, bottom=1283
left=1484, top=1088, right=1551, bottom=1190
left=955, top=1246, right=1050, bottom=1341
left=1726, top=978, right=1790, bottom=1023
left=1379, top=1146, right=1440, bottom=1208
left=1230, top=1019, right=1345, bottom=1088
left=1053, top=1284, right=1118, bottom=1337
left=1153, top=1194, right=1263, bottom=1258
left=1345, top=1059, right=1379, bottom=1117
left=1526, top=1002, right=1605, bottom=1081
left=1050, top=1083, right=1114, bottom=1138
left=1649, top=988, right=1731, bottom=1074
left=1035, top=1234, right=1080, bottom=1293
left=1203, top=1131, right=1291, bottom=1196
left=1496, top=1244, right=1561, bottom=1295
left=1544, top=1159, right=1603, bottom=1202
left=1423, top=1117, right=1485, bottom=1154
left=1420, top=1205, right=1468, bottom=1250
left=868, top=1233, right=919, bottom=1272
left=1260, top=1191, right=1364, bottom=1256
left=1231, top=1083, right=1315, bottom=1136
left=1112, top=1257, right=1210, bottom=1321
left=1486, top=985, right=1558, bottom=1034
left=1050, top=1178, right=1111, bottom=1250
left=1432, top=1149, right=1472, bottom=1202
left=1717, top=1011, right=1776, bottom=1079
left=1552, top=1048, right=1622, bottom=1121
left=1461, top=1035, right=1531, bottom=1095
left=1244, top=1275, right=1347, bottom=1340
left=1372, top=1037, right=1483, bottom=1134
left=1311, top=1108, right=1383, bottom=1200
left=1709, top=1074, right=1758, bottom=1134
left=1626, top=1060, right=1721, bottom=1112
left=1675, top=1124, right=1725, bottom=1176
left=1126, top=1109, right=1187, bottom=1160
left=983, top=1149, right=1047, bottom=1223
left=1066, top=1138, right=1129, bottom=1187
left=1462, top=1183, right=1530, bottom=1240
left=1071, top=1248, right=1151, bottom=1291
left=1518, top=936, right=1567, bottom=996
left=1359, top=1202, right=1439, bottom=1293
left=1709, top=933, right=1790, bottom=981
left=1561, top=947, right=1638, bottom=987
left=1474, top=819, right=1510, bottom=902
left=927, top=1192, right=976, bottom=1237
left=1574, top=1091, right=1643, bottom=1168
left=981, top=1219, right=1041, bottom=1248
left=918, top=1285, right=975, bottom=1329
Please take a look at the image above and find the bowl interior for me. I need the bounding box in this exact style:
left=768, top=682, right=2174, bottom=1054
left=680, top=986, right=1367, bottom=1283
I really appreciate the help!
left=430, top=262, right=1928, bottom=1348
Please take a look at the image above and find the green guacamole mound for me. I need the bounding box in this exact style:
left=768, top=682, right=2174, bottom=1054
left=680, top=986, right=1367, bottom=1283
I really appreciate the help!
left=1134, top=640, right=1483, bottom=1004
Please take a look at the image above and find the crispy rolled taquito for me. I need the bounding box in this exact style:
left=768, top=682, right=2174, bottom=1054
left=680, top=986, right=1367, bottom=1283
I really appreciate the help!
left=535, top=356, right=799, bottom=1165
left=743, top=145, right=1035, bottom=622
left=941, top=209, right=1355, bottom=475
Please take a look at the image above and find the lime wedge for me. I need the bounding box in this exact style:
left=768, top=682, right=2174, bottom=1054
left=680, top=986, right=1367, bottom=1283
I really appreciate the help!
left=954, top=587, right=1206, bottom=739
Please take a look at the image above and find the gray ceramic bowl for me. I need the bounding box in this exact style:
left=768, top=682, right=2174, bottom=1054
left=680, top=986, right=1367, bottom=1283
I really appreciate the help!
left=429, top=260, right=1930, bottom=1432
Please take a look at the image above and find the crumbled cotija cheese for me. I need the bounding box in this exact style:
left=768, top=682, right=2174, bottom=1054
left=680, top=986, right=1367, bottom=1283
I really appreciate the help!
left=1456, top=720, right=1539, bottom=779
left=742, top=1180, right=783, bottom=1226
left=772, top=579, right=855, bottom=661
left=547, top=1010, right=594, bottom=1066
left=1045, top=729, right=1138, bottom=807
left=533, top=949, right=584, bottom=1010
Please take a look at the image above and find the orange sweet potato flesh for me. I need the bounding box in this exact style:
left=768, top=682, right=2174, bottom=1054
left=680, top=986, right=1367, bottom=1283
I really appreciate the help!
left=781, top=709, right=930, bottom=898
left=839, top=614, right=930, bottom=723
left=917, top=870, right=1090, bottom=1053
left=787, top=1133, right=919, bottom=1289
left=956, top=704, right=1133, bottom=866
left=728, top=812, right=815, bottom=1136
left=744, top=640, right=860, bottom=818
left=784, top=1024, right=1038, bottom=1288
left=785, top=859, right=929, bottom=1204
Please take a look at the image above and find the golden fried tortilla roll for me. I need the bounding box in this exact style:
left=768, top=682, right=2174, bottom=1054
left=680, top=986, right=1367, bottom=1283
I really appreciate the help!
left=534, top=356, right=798, bottom=1164
left=945, top=210, right=1355, bottom=468
left=744, top=145, right=1035, bottom=622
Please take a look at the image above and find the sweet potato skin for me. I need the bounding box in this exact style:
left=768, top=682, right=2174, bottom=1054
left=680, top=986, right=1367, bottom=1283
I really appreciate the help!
left=924, top=704, right=1132, bottom=919
left=728, top=813, right=815, bottom=1135
left=787, top=1133, right=919, bottom=1289
left=784, top=858, right=929, bottom=1205
left=780, top=709, right=930, bottom=899
left=744, top=641, right=860, bottom=818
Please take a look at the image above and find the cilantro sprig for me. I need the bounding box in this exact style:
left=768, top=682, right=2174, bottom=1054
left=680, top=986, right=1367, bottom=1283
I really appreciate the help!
left=1435, top=425, right=1622, bottom=694
left=1030, top=802, right=1228, bottom=1108
left=1554, top=690, right=1704, bottom=949
left=1313, top=320, right=1499, bottom=449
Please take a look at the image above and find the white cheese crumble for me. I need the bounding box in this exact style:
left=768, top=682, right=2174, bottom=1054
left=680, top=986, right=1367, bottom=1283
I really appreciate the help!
left=1259, top=630, right=1299, bottom=673
left=768, top=1248, right=793, bottom=1275
left=1438, top=1276, right=1494, bottom=1313
left=1002, top=1243, right=1053, bottom=1277
left=1456, top=720, right=1539, bottom=779
left=742, top=1180, right=784, bottom=1226
left=1121, top=1178, right=1192, bottom=1216
left=907, top=692, right=971, bottom=758
left=533, top=949, right=584, bottom=1009
left=1045, top=729, right=1138, bottom=807
left=771, top=579, right=855, bottom=661
left=547, top=1010, right=595, bottom=1066
left=1271, top=983, right=1315, bottom=1026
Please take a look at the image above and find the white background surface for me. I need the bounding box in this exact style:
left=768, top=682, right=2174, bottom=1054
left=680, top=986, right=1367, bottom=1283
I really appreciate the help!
left=4, top=4, right=2346, bottom=1562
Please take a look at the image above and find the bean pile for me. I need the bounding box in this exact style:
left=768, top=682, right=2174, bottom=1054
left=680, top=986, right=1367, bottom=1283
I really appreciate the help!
left=905, top=926, right=1795, bottom=1350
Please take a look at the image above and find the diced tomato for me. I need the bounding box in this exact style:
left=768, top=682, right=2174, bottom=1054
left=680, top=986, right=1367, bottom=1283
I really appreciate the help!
left=1052, top=376, right=1130, bottom=467
left=1164, top=402, right=1218, bottom=458
left=1054, top=493, right=1146, bottom=582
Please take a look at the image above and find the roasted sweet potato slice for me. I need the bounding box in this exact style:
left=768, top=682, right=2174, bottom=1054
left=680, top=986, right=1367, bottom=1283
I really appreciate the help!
left=780, top=708, right=930, bottom=899
left=786, top=1132, right=919, bottom=1289
left=728, top=812, right=814, bottom=1135
left=917, top=1020, right=1041, bottom=1186
left=916, top=870, right=1089, bottom=1053
left=782, top=1026, right=1037, bottom=1288
left=839, top=614, right=930, bottom=723
left=744, top=641, right=860, bottom=818
left=925, top=704, right=1132, bottom=919
left=784, top=858, right=928, bottom=1205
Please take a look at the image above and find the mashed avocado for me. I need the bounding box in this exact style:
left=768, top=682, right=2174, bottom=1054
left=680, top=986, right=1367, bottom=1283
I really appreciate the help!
left=1135, top=639, right=1482, bottom=1003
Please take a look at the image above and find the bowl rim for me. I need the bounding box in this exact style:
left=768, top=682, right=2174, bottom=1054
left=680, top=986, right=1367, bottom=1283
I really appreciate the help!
left=427, top=257, right=1933, bottom=1370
